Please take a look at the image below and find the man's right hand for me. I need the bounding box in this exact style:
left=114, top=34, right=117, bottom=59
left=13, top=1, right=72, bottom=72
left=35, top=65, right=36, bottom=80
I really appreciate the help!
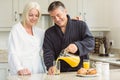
left=48, top=66, right=55, bottom=75
left=17, top=68, right=31, bottom=75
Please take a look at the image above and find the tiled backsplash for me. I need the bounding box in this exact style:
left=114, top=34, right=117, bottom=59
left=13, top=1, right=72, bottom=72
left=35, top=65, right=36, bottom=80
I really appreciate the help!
left=91, top=31, right=104, bottom=37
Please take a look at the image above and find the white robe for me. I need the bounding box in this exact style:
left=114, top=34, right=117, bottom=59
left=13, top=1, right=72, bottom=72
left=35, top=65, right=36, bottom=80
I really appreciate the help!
left=8, top=22, right=46, bottom=75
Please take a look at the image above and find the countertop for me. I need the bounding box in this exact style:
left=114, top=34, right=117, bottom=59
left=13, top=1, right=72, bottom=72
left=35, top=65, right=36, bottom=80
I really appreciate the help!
left=7, top=69, right=120, bottom=80
left=0, top=50, right=7, bottom=63
left=0, top=52, right=8, bottom=63
left=89, top=53, right=120, bottom=66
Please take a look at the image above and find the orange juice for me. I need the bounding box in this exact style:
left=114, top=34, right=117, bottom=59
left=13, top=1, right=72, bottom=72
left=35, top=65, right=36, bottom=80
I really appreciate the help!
left=53, top=61, right=60, bottom=75
left=83, top=60, right=90, bottom=69
left=53, top=65, right=60, bottom=75
left=56, top=56, right=80, bottom=67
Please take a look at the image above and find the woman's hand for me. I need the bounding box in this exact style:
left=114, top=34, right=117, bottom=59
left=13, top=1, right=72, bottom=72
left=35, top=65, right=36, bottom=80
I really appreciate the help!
left=17, top=68, right=31, bottom=75
left=72, top=16, right=82, bottom=20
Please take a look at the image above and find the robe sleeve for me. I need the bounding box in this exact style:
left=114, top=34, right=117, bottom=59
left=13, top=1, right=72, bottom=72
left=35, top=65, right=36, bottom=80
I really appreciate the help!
left=8, top=30, right=23, bottom=73
left=43, top=31, right=55, bottom=70
left=74, top=21, right=95, bottom=56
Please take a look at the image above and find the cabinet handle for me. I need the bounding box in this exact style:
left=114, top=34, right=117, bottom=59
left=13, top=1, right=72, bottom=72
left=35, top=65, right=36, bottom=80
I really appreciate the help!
left=83, top=12, right=87, bottom=21
left=79, top=12, right=83, bottom=20
left=79, top=12, right=82, bottom=16
left=14, top=11, right=17, bottom=21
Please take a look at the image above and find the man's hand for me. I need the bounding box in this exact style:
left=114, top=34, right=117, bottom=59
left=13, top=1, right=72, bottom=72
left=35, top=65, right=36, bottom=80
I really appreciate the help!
left=64, top=44, right=78, bottom=54
left=48, top=66, right=55, bottom=75
left=17, top=68, right=31, bottom=75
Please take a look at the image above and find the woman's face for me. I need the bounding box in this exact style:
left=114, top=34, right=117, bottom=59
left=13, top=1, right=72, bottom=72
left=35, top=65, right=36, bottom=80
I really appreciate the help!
left=26, top=8, right=39, bottom=26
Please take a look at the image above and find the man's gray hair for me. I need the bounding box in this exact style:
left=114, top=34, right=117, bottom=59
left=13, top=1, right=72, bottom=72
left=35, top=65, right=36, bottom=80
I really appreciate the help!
left=48, top=1, right=65, bottom=12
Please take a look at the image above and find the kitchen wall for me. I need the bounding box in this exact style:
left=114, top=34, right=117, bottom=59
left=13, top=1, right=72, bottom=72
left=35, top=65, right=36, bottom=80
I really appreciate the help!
left=106, top=0, right=120, bottom=50
left=0, top=31, right=104, bottom=50
left=38, top=15, right=53, bottom=30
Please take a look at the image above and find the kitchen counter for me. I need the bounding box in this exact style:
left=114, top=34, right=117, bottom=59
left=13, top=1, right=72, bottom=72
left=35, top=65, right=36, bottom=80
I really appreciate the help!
left=0, top=50, right=8, bottom=63
left=0, top=51, right=8, bottom=80
left=7, top=69, right=120, bottom=80
left=0, top=53, right=8, bottom=63
left=89, top=54, right=120, bottom=67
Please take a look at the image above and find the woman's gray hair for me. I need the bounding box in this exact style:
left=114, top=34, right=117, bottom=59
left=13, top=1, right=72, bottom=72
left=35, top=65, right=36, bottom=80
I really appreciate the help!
left=21, top=1, right=41, bottom=26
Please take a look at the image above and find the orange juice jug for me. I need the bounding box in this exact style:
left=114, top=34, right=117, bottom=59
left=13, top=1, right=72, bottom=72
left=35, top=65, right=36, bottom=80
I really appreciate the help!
left=57, top=51, right=80, bottom=67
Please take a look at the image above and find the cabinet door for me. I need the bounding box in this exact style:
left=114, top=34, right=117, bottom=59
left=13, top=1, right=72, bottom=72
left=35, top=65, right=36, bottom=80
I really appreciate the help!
left=49, top=0, right=77, bottom=18
left=0, top=0, right=13, bottom=27
left=77, top=0, right=83, bottom=18
left=19, top=0, right=49, bottom=14
left=110, top=64, right=120, bottom=69
left=78, top=0, right=109, bottom=29
left=0, top=63, right=8, bottom=80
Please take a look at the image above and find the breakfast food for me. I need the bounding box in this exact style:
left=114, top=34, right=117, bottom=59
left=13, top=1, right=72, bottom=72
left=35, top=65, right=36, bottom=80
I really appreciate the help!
left=77, top=68, right=97, bottom=75
left=86, top=68, right=97, bottom=75
left=77, top=68, right=87, bottom=75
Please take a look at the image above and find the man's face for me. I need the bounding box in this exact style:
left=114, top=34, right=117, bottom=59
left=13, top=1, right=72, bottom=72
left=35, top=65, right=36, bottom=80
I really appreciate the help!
left=49, top=7, right=67, bottom=27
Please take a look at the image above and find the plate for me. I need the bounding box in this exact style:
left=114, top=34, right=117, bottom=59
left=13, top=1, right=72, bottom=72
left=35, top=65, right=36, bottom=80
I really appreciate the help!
left=76, top=74, right=98, bottom=77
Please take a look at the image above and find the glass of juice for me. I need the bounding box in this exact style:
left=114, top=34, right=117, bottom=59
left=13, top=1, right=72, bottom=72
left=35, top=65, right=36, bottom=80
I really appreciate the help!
left=53, top=61, right=60, bottom=75
left=83, top=59, right=90, bottom=69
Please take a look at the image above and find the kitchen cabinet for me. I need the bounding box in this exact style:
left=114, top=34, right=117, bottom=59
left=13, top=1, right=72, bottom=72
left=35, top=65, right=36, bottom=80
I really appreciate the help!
left=0, top=63, right=9, bottom=80
left=78, top=0, right=110, bottom=31
left=49, top=0, right=78, bottom=18
left=0, top=0, right=110, bottom=31
left=18, top=0, right=49, bottom=14
left=17, top=0, right=52, bottom=30
left=109, top=64, right=120, bottom=69
left=0, top=0, right=19, bottom=31
left=0, top=0, right=14, bottom=30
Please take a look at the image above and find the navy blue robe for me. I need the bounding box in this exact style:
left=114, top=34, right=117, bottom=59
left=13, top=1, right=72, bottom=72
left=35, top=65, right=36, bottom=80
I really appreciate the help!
left=43, top=15, right=95, bottom=72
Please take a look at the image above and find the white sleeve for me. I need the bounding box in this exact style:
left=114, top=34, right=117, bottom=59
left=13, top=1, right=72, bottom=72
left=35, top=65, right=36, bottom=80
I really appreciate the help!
left=8, top=30, right=23, bottom=73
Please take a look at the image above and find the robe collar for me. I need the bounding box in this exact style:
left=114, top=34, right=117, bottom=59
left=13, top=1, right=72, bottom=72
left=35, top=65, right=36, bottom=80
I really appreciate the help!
left=54, top=15, right=72, bottom=49
left=54, top=15, right=71, bottom=37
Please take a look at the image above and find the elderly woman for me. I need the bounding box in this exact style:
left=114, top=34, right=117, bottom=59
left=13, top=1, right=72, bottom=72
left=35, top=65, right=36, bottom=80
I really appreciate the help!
left=8, top=1, right=46, bottom=75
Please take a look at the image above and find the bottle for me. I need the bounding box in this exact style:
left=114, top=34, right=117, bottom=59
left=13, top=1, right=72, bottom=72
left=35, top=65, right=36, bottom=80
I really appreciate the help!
left=99, top=43, right=105, bottom=56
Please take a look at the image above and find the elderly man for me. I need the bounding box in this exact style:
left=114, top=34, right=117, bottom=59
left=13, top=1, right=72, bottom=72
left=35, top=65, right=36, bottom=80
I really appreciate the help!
left=43, top=1, right=94, bottom=75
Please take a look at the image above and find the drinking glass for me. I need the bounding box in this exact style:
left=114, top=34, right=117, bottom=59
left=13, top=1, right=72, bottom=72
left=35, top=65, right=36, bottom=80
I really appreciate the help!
left=53, top=61, right=60, bottom=75
left=92, top=62, right=103, bottom=75
left=83, top=59, right=90, bottom=69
